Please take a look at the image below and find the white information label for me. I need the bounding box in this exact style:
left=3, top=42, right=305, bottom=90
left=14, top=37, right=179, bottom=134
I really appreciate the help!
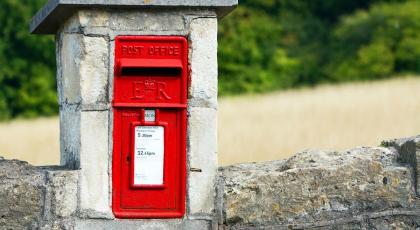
left=134, top=126, right=164, bottom=186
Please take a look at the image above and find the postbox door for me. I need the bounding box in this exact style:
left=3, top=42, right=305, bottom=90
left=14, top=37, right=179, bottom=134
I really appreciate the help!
left=112, top=36, right=187, bottom=218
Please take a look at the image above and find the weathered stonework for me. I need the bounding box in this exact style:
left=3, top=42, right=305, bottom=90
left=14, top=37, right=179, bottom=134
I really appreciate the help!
left=188, top=17, right=218, bottom=109
left=55, top=10, right=222, bottom=221
left=1, top=136, right=419, bottom=228
left=59, top=33, right=82, bottom=105
left=109, top=10, right=186, bottom=32
left=27, top=0, right=233, bottom=228
left=46, top=170, right=78, bottom=218
left=219, top=138, right=420, bottom=229
left=20, top=1, right=420, bottom=229
left=59, top=105, right=81, bottom=168
left=0, top=159, right=44, bottom=229
left=61, top=10, right=111, bottom=33
left=57, top=18, right=111, bottom=217
left=186, top=16, right=219, bottom=218
left=59, top=9, right=218, bottom=37
left=188, top=107, right=218, bottom=216
left=74, top=219, right=211, bottom=230
left=29, top=0, right=237, bottom=34
left=49, top=3, right=226, bottom=227
left=383, top=135, right=420, bottom=196
left=79, top=111, right=110, bottom=217
left=58, top=33, right=109, bottom=109
left=0, top=159, right=79, bottom=229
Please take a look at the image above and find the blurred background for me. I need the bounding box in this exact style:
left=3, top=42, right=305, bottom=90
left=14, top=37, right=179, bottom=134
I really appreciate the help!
left=0, top=0, right=419, bottom=166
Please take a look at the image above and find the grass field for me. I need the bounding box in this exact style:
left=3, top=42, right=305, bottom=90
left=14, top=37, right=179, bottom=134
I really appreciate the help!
left=0, top=117, right=59, bottom=165
left=218, top=77, right=420, bottom=165
left=1, top=77, right=419, bottom=166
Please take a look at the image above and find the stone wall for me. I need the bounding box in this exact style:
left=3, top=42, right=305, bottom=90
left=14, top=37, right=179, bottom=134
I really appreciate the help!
left=218, top=136, right=420, bottom=229
left=0, top=161, right=78, bottom=229
left=1, top=136, right=419, bottom=229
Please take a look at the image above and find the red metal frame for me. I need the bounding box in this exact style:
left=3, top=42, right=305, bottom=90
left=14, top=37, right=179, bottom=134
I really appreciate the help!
left=112, top=36, right=187, bottom=219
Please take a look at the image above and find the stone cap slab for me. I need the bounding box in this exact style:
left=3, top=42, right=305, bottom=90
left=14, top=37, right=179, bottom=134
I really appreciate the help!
left=30, top=0, right=238, bottom=34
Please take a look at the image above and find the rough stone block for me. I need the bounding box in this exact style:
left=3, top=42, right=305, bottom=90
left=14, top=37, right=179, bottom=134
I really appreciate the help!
left=60, top=33, right=83, bottom=104
left=109, top=10, right=185, bottom=32
left=74, top=219, right=210, bottom=230
left=219, top=147, right=417, bottom=227
left=79, top=111, right=111, bottom=216
left=30, top=1, right=238, bottom=34
left=188, top=17, right=218, bottom=109
left=79, top=36, right=109, bottom=106
left=301, top=216, right=420, bottom=230
left=60, top=10, right=219, bottom=36
left=61, top=10, right=110, bottom=33
left=58, top=34, right=109, bottom=107
left=46, top=170, right=78, bottom=217
left=367, top=215, right=420, bottom=230
left=0, top=159, right=44, bottom=229
left=187, top=107, right=217, bottom=215
left=79, top=10, right=110, bottom=29
left=382, top=135, right=420, bottom=197
left=59, top=106, right=81, bottom=168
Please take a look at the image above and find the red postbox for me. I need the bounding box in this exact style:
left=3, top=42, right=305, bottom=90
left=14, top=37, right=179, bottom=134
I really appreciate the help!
left=112, top=36, right=187, bottom=218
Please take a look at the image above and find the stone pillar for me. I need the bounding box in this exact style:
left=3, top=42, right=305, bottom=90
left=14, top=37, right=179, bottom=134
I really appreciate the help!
left=30, top=0, right=236, bottom=228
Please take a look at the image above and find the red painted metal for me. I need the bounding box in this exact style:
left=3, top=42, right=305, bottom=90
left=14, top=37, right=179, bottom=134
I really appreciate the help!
left=112, top=36, right=187, bottom=218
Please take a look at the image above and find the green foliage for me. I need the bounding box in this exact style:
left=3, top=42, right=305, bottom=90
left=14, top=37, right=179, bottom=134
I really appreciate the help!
left=0, top=0, right=56, bottom=119
left=327, top=0, right=420, bottom=81
left=0, top=0, right=419, bottom=119
left=218, top=0, right=420, bottom=95
left=218, top=7, right=294, bottom=95
left=332, top=42, right=395, bottom=81
left=218, top=0, right=388, bottom=94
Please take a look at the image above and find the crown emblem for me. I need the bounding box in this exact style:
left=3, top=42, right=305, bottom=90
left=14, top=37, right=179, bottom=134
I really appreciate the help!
left=144, top=80, right=156, bottom=89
